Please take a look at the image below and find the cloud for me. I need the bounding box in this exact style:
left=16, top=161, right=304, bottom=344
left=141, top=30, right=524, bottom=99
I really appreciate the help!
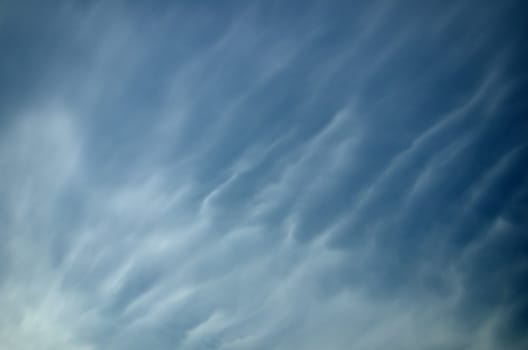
left=0, top=0, right=527, bottom=349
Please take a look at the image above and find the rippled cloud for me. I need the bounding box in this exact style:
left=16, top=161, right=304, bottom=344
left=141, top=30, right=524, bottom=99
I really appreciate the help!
left=1, top=0, right=527, bottom=349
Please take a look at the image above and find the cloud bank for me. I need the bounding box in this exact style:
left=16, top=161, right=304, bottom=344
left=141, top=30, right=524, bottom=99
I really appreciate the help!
left=1, top=0, right=527, bottom=349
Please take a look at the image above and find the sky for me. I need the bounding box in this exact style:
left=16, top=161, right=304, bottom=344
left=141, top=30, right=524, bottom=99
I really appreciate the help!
left=0, top=0, right=527, bottom=349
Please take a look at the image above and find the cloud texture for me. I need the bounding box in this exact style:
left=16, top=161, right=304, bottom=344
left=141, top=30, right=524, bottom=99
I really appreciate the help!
left=1, top=0, right=527, bottom=349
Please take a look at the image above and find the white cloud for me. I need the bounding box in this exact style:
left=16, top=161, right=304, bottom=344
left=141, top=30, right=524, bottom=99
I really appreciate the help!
left=1, top=1, right=526, bottom=349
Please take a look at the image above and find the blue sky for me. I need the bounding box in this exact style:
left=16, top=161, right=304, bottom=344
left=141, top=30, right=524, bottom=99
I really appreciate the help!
left=1, top=0, right=527, bottom=349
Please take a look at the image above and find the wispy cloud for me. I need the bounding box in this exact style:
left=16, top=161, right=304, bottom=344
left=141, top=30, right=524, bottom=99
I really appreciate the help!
left=1, top=0, right=527, bottom=349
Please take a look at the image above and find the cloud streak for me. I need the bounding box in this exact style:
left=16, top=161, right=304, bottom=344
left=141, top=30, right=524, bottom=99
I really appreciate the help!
left=1, top=0, right=527, bottom=349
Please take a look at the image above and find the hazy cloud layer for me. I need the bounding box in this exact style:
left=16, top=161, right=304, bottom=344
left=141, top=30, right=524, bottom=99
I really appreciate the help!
left=1, top=0, right=527, bottom=349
